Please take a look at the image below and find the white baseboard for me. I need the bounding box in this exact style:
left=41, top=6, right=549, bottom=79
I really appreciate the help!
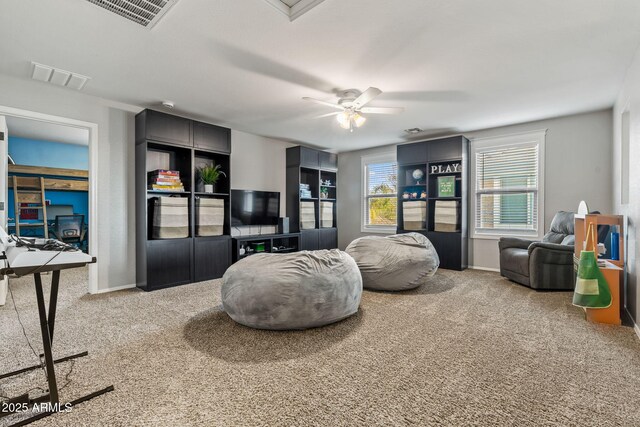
left=469, top=265, right=500, bottom=273
left=92, top=283, right=136, bottom=294
left=635, top=323, right=640, bottom=341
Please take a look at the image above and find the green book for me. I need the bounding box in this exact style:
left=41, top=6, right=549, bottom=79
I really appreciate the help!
left=438, top=176, right=455, bottom=197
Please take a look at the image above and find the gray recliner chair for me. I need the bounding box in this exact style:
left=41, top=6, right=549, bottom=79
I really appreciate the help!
left=498, top=211, right=576, bottom=291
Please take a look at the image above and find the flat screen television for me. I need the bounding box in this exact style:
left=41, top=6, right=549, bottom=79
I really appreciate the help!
left=231, top=190, right=280, bottom=226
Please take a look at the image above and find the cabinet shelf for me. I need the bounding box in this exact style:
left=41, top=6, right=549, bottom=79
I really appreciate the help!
left=194, top=192, right=229, bottom=196
left=147, top=190, right=188, bottom=195
left=136, top=109, right=232, bottom=291
left=396, top=136, right=468, bottom=271
left=287, top=146, right=338, bottom=250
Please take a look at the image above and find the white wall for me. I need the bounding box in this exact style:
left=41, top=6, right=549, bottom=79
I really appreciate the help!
left=338, top=109, right=613, bottom=270
left=613, top=44, right=640, bottom=326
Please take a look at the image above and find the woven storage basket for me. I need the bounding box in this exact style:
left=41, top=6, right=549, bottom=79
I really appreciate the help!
left=402, top=201, right=426, bottom=231
left=196, top=198, right=224, bottom=236
left=300, top=201, right=316, bottom=230
left=434, top=200, right=459, bottom=232
left=320, top=201, right=334, bottom=228
left=152, top=197, right=189, bottom=239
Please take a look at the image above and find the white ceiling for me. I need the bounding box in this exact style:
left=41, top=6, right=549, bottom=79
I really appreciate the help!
left=1, top=0, right=640, bottom=152
left=5, top=116, right=89, bottom=146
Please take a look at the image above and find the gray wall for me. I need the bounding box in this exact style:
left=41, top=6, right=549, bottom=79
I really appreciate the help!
left=0, top=73, right=136, bottom=292
left=0, top=75, right=294, bottom=292
left=338, top=109, right=613, bottom=271
left=613, top=44, right=640, bottom=327
left=337, top=145, right=396, bottom=248
left=230, top=130, right=294, bottom=236
left=230, top=130, right=294, bottom=216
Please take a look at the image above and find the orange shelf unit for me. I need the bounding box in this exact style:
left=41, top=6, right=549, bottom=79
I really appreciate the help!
left=574, top=214, right=625, bottom=325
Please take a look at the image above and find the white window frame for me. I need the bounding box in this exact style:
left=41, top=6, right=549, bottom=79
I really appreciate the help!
left=470, top=129, right=546, bottom=240
left=361, top=151, right=397, bottom=233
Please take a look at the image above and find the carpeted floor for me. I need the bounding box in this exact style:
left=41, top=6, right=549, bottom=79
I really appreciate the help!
left=1, top=267, right=639, bottom=426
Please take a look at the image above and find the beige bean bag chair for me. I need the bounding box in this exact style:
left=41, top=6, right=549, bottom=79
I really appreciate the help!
left=221, top=249, right=362, bottom=330
left=345, top=233, right=439, bottom=291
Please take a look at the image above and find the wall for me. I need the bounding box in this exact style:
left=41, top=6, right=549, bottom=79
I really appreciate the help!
left=337, top=144, right=396, bottom=247
left=338, top=109, right=613, bottom=271
left=0, top=73, right=136, bottom=292
left=8, top=136, right=88, bottom=220
left=613, top=44, right=640, bottom=327
left=230, top=130, right=294, bottom=235
left=0, top=75, right=297, bottom=292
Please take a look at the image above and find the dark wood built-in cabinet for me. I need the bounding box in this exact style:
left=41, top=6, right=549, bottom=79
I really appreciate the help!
left=286, top=146, right=338, bottom=251
left=135, top=109, right=232, bottom=291
left=396, top=136, right=469, bottom=271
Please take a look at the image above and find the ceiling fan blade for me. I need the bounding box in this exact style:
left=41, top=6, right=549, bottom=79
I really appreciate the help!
left=360, top=106, right=405, bottom=115
left=315, top=112, right=341, bottom=118
left=352, top=87, right=382, bottom=109
left=302, top=97, right=343, bottom=110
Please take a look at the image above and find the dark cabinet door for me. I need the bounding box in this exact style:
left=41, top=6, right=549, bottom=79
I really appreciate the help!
left=318, top=228, right=337, bottom=250
left=428, top=136, right=463, bottom=161
left=319, top=151, right=338, bottom=170
left=300, top=147, right=320, bottom=168
left=194, top=237, right=231, bottom=281
left=426, top=231, right=463, bottom=271
left=193, top=122, right=231, bottom=154
left=397, top=141, right=428, bottom=164
left=145, top=110, right=192, bottom=147
left=146, top=239, right=192, bottom=289
left=300, top=229, right=319, bottom=251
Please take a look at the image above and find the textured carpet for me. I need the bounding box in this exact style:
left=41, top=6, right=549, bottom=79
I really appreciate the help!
left=1, top=267, right=639, bottom=426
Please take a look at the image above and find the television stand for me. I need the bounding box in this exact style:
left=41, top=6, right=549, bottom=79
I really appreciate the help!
left=231, top=233, right=300, bottom=263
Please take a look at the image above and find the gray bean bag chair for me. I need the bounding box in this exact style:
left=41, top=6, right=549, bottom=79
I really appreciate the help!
left=221, top=249, right=362, bottom=330
left=345, top=233, right=439, bottom=291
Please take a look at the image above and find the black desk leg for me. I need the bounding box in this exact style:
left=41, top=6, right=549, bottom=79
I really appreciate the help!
left=33, top=273, right=59, bottom=405
left=47, top=270, right=60, bottom=342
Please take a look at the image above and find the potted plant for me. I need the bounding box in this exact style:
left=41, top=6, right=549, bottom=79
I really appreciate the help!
left=197, top=163, right=226, bottom=193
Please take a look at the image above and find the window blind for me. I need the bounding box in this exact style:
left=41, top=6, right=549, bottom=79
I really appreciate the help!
left=475, top=144, right=539, bottom=232
left=364, top=161, right=397, bottom=227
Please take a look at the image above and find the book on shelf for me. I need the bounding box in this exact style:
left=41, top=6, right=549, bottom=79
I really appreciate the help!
left=148, top=169, right=180, bottom=177
left=148, top=169, right=185, bottom=191
left=150, top=184, right=185, bottom=192
left=437, top=175, right=456, bottom=197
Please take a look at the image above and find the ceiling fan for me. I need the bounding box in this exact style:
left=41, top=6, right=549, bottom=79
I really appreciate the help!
left=303, top=87, right=404, bottom=132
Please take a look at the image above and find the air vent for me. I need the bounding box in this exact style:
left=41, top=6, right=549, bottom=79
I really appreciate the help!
left=31, top=62, right=91, bottom=91
left=86, top=0, right=179, bottom=28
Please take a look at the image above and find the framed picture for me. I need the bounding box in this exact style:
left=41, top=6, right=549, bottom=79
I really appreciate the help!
left=437, top=176, right=455, bottom=197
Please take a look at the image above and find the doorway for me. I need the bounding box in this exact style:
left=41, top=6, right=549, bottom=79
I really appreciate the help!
left=0, top=106, right=98, bottom=294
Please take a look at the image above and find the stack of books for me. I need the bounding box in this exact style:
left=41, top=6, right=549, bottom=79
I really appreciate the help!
left=148, top=170, right=185, bottom=192
left=300, top=183, right=312, bottom=199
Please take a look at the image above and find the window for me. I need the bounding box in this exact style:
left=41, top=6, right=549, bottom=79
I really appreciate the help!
left=362, top=154, right=397, bottom=232
left=471, top=130, right=545, bottom=239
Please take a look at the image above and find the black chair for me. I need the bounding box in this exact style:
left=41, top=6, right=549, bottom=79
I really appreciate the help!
left=51, top=215, right=87, bottom=250
left=498, top=211, right=609, bottom=291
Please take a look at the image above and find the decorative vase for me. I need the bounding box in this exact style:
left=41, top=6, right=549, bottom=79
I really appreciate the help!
left=204, top=184, right=214, bottom=193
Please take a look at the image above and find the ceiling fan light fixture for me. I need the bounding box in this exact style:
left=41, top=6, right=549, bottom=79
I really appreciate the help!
left=337, top=111, right=350, bottom=128
left=353, top=112, right=366, bottom=128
